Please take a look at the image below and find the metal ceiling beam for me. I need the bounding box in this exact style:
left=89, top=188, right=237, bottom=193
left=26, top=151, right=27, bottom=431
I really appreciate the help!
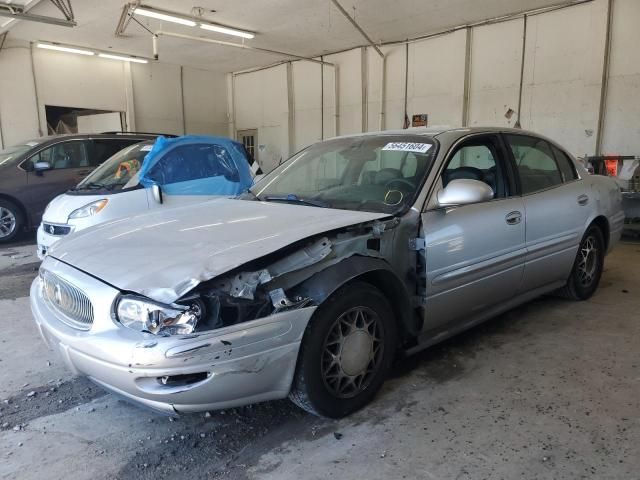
left=156, top=30, right=335, bottom=67
left=329, top=0, right=383, bottom=58
left=0, top=1, right=76, bottom=27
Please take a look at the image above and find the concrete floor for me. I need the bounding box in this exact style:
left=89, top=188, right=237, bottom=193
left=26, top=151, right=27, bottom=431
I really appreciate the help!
left=0, top=236, right=638, bottom=480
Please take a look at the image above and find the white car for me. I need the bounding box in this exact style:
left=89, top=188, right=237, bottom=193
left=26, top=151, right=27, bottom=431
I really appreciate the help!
left=37, top=135, right=255, bottom=259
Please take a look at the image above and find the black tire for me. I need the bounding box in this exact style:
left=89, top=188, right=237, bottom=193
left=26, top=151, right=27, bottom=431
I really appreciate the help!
left=0, top=199, right=24, bottom=244
left=289, top=281, right=397, bottom=418
left=556, top=225, right=605, bottom=300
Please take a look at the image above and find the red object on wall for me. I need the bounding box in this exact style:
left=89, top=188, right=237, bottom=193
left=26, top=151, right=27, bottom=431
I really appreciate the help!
left=605, top=158, right=619, bottom=177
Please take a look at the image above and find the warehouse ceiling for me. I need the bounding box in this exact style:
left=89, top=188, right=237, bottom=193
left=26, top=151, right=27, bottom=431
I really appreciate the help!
left=3, top=0, right=582, bottom=72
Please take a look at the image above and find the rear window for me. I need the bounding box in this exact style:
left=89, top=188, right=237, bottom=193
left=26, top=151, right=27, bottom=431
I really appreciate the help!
left=551, top=145, right=578, bottom=182
left=506, top=135, right=563, bottom=194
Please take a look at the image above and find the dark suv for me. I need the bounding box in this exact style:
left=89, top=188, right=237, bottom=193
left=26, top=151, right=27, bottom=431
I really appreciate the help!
left=0, top=132, right=162, bottom=243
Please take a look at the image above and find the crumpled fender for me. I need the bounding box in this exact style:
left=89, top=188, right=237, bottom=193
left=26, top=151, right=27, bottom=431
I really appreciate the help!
left=292, top=255, right=418, bottom=338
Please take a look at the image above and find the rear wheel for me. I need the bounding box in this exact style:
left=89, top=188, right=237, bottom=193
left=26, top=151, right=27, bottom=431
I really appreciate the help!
left=289, top=282, right=397, bottom=418
left=557, top=225, right=605, bottom=300
left=0, top=199, right=23, bottom=243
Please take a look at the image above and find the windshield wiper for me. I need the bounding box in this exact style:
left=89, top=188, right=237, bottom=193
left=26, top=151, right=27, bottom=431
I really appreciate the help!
left=70, top=182, right=115, bottom=192
left=262, top=194, right=331, bottom=208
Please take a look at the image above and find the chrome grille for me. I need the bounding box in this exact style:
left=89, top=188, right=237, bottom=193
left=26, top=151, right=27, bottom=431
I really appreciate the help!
left=40, top=269, right=94, bottom=330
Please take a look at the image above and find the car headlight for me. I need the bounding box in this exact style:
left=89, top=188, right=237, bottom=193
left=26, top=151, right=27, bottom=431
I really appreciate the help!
left=68, top=199, right=108, bottom=219
left=116, top=295, right=201, bottom=335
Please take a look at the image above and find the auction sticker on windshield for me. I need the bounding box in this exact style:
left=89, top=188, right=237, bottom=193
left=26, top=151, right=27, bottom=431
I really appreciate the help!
left=382, top=142, right=432, bottom=154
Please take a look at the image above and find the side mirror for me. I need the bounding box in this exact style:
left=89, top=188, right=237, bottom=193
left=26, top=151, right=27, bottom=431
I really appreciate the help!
left=151, top=184, right=163, bottom=204
left=436, top=179, right=494, bottom=208
left=34, top=161, right=51, bottom=173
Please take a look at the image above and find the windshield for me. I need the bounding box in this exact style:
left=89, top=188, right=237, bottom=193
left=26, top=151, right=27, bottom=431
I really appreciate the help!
left=0, top=144, right=34, bottom=167
left=74, top=141, right=152, bottom=192
left=251, top=135, right=437, bottom=214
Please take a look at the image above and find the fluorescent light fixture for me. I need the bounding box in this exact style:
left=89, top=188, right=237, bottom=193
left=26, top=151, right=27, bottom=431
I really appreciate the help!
left=200, top=23, right=255, bottom=38
left=98, top=53, right=148, bottom=64
left=133, top=7, right=197, bottom=27
left=200, top=23, right=255, bottom=39
left=37, top=42, right=95, bottom=56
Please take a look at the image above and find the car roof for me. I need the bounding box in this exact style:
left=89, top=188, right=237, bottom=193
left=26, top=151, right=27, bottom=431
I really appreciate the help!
left=329, top=126, right=548, bottom=141
left=15, top=132, right=164, bottom=145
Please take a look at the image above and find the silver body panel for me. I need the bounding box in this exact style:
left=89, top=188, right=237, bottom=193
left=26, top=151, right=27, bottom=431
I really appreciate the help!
left=30, top=127, right=624, bottom=414
left=31, top=257, right=316, bottom=414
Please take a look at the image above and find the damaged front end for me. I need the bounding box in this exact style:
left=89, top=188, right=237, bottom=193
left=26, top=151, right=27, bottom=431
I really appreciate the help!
left=32, top=215, right=416, bottom=414
left=115, top=218, right=400, bottom=338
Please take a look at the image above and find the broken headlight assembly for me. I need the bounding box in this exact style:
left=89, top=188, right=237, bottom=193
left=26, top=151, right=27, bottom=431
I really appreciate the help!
left=115, top=295, right=202, bottom=335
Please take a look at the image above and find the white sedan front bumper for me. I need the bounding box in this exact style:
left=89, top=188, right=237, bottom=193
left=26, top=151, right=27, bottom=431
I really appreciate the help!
left=36, top=223, right=73, bottom=260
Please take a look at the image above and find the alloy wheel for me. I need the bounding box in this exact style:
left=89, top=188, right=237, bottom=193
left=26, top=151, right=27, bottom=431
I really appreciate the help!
left=0, top=207, right=16, bottom=239
left=321, top=306, right=384, bottom=399
left=577, top=235, right=599, bottom=287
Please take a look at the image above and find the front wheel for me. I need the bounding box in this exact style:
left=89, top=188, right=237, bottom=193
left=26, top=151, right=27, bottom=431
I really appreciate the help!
left=557, top=225, right=605, bottom=300
left=0, top=199, right=24, bottom=243
left=289, top=282, right=397, bottom=418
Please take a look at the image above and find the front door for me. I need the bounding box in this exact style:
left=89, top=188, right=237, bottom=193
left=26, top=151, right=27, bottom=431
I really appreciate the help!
left=420, top=134, right=526, bottom=332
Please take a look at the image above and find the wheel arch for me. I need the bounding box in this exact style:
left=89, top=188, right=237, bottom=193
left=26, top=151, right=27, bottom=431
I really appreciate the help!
left=292, top=256, right=419, bottom=345
left=589, top=215, right=610, bottom=251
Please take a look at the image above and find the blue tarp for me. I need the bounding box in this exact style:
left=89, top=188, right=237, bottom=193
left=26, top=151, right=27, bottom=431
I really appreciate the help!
left=138, top=135, right=253, bottom=196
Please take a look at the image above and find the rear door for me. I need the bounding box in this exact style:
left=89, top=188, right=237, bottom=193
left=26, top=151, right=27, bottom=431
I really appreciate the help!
left=420, top=134, right=526, bottom=331
left=503, top=134, right=589, bottom=292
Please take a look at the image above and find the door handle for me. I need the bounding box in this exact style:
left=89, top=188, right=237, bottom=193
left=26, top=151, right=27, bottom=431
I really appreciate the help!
left=577, top=194, right=589, bottom=206
left=77, top=170, right=91, bottom=176
left=505, top=211, right=522, bottom=225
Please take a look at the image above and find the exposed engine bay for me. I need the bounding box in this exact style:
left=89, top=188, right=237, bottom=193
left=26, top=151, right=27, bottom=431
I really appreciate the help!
left=172, top=218, right=402, bottom=335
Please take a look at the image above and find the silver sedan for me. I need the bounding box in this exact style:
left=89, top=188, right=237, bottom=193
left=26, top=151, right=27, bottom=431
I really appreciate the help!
left=30, top=127, right=624, bottom=418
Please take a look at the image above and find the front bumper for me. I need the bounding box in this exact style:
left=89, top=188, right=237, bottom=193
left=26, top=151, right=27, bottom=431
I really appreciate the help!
left=30, top=257, right=316, bottom=414
left=36, top=224, right=70, bottom=260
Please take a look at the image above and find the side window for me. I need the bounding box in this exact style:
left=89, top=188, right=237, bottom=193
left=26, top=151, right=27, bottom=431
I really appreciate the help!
left=147, top=144, right=240, bottom=186
left=442, top=137, right=505, bottom=198
left=91, top=139, right=137, bottom=167
left=551, top=145, right=578, bottom=182
left=506, top=135, right=562, bottom=194
left=29, top=141, right=88, bottom=170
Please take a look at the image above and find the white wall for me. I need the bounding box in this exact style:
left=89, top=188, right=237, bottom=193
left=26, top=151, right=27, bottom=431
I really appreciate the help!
left=183, top=67, right=229, bottom=136
left=601, top=0, right=640, bottom=155
left=0, top=47, right=40, bottom=147
left=521, top=0, right=607, bottom=156
left=231, top=0, right=640, bottom=160
left=0, top=45, right=229, bottom=148
left=292, top=61, right=322, bottom=152
left=468, top=19, right=523, bottom=128
left=234, top=64, right=290, bottom=172
left=131, top=62, right=183, bottom=135
left=325, top=48, right=364, bottom=136
left=409, top=30, right=467, bottom=127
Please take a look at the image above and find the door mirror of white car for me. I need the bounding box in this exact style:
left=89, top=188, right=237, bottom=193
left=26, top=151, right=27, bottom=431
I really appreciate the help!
left=436, top=179, right=494, bottom=208
left=151, top=184, right=163, bottom=204
left=34, top=161, right=51, bottom=171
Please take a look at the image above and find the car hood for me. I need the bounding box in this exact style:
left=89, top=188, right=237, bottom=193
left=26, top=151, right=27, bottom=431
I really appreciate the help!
left=49, top=198, right=388, bottom=303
